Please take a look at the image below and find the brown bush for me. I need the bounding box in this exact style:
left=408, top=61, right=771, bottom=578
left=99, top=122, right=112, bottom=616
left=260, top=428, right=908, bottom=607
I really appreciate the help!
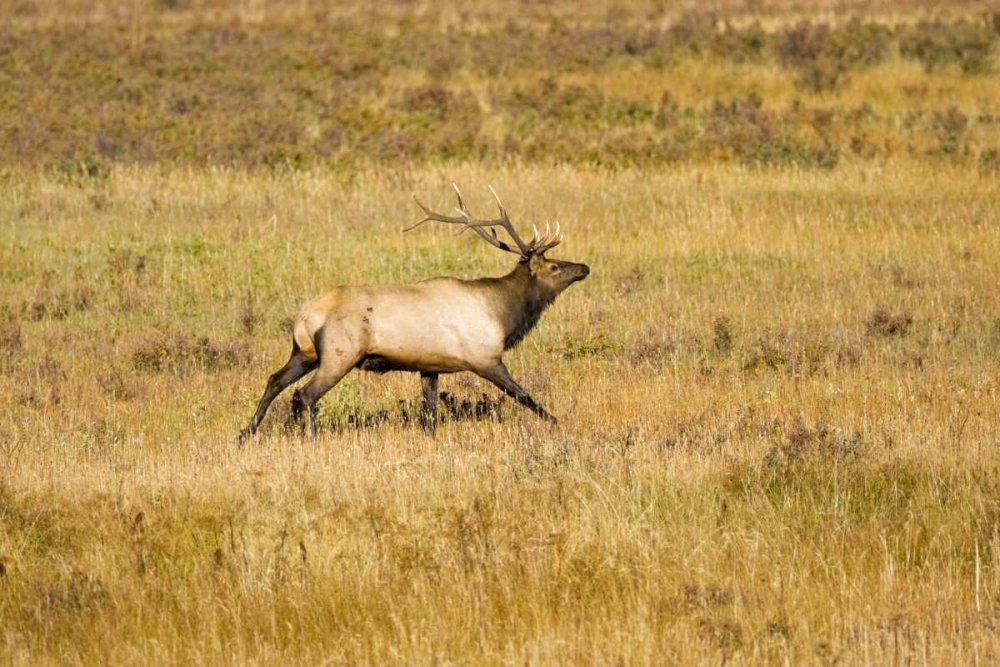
left=763, top=417, right=866, bottom=470
left=131, top=331, right=249, bottom=375
left=630, top=326, right=681, bottom=366
left=96, top=371, right=133, bottom=401
left=672, top=583, right=734, bottom=614
left=866, top=308, right=914, bottom=337
left=698, top=615, right=744, bottom=652
left=0, top=310, right=22, bottom=369
left=655, top=91, right=680, bottom=129
left=25, top=282, right=95, bottom=322
left=931, top=106, right=969, bottom=156
left=394, top=85, right=459, bottom=120
left=704, top=95, right=840, bottom=169
left=713, top=316, right=735, bottom=354
left=900, top=19, right=996, bottom=74
left=979, top=148, right=1000, bottom=176
left=238, top=291, right=259, bottom=337
left=777, top=19, right=889, bottom=91
left=107, top=249, right=147, bottom=280
left=741, top=334, right=792, bottom=372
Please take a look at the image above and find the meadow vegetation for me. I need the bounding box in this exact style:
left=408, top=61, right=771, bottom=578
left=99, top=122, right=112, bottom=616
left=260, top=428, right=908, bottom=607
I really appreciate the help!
left=4, top=1, right=1000, bottom=170
left=2, top=1, right=1000, bottom=665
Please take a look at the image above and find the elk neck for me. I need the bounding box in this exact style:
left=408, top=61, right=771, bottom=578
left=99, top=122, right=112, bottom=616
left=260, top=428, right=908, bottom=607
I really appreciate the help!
left=481, top=261, right=558, bottom=351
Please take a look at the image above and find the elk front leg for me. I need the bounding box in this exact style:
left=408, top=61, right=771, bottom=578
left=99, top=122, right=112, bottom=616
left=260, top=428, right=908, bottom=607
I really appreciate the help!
left=420, top=372, right=439, bottom=434
left=474, top=363, right=557, bottom=424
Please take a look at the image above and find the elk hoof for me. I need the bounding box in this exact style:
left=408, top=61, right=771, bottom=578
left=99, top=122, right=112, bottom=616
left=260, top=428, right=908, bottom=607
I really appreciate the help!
left=419, top=411, right=438, bottom=435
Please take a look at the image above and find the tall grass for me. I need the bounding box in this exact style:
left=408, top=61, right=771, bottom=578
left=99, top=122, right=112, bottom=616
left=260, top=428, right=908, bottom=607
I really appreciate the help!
left=3, top=0, right=1000, bottom=663
left=1, top=160, right=999, bottom=664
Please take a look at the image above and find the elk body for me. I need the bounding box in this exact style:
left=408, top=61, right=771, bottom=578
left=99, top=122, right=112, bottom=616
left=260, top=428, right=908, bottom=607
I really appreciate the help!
left=239, top=185, right=590, bottom=445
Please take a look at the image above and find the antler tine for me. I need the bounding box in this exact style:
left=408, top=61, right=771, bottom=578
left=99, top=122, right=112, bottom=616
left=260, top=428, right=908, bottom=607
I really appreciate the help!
left=451, top=182, right=470, bottom=217
left=532, top=221, right=554, bottom=251
left=408, top=185, right=565, bottom=256
left=402, top=195, right=458, bottom=232
left=532, top=219, right=563, bottom=255
left=446, top=182, right=482, bottom=236
left=448, top=184, right=533, bottom=256
left=406, top=184, right=529, bottom=256
left=486, top=184, right=533, bottom=255
left=487, top=185, right=508, bottom=219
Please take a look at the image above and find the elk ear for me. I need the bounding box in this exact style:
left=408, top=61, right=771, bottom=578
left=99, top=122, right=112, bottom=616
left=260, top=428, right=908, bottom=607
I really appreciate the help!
left=527, top=254, right=546, bottom=275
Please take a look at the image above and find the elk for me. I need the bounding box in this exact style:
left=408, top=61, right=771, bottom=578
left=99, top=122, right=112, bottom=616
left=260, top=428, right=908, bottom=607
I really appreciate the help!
left=239, top=184, right=590, bottom=445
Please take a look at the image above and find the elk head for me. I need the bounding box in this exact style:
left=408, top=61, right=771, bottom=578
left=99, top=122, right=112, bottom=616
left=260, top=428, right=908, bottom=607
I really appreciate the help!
left=406, top=183, right=590, bottom=300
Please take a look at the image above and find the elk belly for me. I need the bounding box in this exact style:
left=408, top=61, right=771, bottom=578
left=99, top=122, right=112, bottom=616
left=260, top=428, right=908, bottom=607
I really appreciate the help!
left=366, top=285, right=504, bottom=373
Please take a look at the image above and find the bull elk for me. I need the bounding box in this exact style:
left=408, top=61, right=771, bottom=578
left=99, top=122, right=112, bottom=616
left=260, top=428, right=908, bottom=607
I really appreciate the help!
left=239, top=184, right=590, bottom=445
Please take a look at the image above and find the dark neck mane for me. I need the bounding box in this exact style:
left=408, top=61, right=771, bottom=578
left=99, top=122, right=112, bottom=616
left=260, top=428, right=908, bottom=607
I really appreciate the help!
left=481, top=263, right=557, bottom=351
left=504, top=290, right=554, bottom=350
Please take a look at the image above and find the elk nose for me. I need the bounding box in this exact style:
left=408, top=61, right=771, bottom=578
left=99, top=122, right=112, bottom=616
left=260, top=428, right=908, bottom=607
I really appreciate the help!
left=580, top=265, right=591, bottom=279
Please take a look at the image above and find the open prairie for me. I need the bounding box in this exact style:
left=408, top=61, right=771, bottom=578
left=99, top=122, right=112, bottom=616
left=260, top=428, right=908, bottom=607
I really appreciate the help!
left=2, top=1, right=1000, bottom=665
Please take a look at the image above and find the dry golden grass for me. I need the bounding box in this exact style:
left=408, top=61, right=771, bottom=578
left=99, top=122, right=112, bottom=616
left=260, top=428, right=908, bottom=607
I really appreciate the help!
left=4, top=0, right=1000, bottom=663
left=2, top=159, right=1000, bottom=664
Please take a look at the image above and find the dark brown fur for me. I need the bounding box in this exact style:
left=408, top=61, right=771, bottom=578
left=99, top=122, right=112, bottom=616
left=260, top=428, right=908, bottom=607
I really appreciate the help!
left=479, top=261, right=563, bottom=350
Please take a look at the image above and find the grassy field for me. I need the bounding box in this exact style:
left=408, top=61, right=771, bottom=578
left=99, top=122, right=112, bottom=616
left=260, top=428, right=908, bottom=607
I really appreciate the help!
left=3, top=2, right=1000, bottom=665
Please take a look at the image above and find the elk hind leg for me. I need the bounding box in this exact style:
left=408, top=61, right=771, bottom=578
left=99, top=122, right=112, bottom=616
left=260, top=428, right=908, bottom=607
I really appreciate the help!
left=420, top=372, right=439, bottom=435
left=240, top=345, right=317, bottom=446
left=296, top=353, right=359, bottom=439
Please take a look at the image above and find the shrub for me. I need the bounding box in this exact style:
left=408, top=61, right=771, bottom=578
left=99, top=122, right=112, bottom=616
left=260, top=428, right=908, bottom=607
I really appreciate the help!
left=776, top=21, right=833, bottom=67
left=506, top=79, right=653, bottom=130
left=793, top=57, right=847, bottom=93
left=777, top=20, right=890, bottom=92
left=24, top=277, right=94, bottom=321
left=931, top=106, right=969, bottom=156
left=383, top=85, right=482, bottom=161
left=713, top=316, right=735, bottom=354
left=710, top=21, right=767, bottom=63
left=763, top=417, right=866, bottom=471
left=866, top=308, right=914, bottom=337
left=0, top=309, right=21, bottom=370
left=704, top=95, right=839, bottom=168
left=655, top=90, right=680, bottom=128
left=238, top=291, right=259, bottom=337
left=131, top=331, right=249, bottom=375
left=900, top=20, right=996, bottom=74
left=55, top=156, right=111, bottom=185
left=980, top=148, right=1000, bottom=176
left=630, top=326, right=681, bottom=366
left=394, top=84, right=458, bottom=120
left=107, top=249, right=147, bottom=281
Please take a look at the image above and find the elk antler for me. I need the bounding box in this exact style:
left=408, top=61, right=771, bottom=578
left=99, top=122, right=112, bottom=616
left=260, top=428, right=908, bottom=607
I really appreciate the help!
left=530, top=220, right=562, bottom=255
left=406, top=184, right=561, bottom=258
